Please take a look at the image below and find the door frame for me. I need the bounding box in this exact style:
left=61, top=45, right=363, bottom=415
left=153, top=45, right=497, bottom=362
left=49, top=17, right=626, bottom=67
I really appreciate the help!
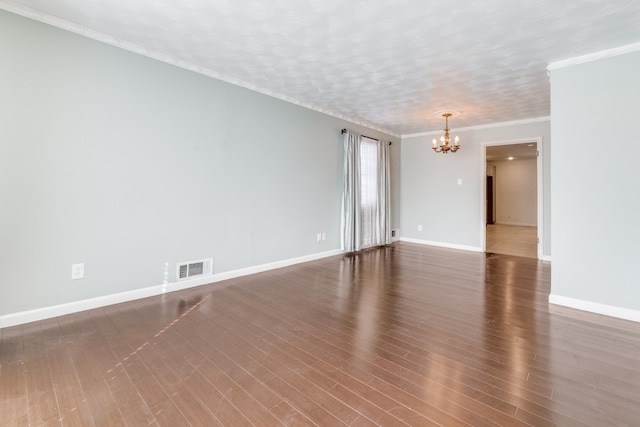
left=481, top=137, right=543, bottom=259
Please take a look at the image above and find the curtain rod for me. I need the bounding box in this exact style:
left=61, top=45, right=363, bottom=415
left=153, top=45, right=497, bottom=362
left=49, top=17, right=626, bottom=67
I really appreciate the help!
left=341, top=129, right=392, bottom=145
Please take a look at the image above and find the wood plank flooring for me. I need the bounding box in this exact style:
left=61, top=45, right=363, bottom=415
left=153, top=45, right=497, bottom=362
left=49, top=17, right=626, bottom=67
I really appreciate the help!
left=486, top=224, right=538, bottom=259
left=2, top=242, right=640, bottom=426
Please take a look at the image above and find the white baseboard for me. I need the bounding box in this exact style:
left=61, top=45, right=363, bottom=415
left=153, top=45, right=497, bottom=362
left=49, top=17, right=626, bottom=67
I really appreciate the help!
left=540, top=255, right=552, bottom=262
left=549, top=294, right=640, bottom=323
left=209, top=249, right=343, bottom=281
left=494, top=221, right=537, bottom=227
left=0, top=249, right=343, bottom=329
left=399, top=237, right=483, bottom=253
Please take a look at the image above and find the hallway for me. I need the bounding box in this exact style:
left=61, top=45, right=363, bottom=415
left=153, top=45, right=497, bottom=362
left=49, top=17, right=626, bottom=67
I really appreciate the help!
left=486, top=224, right=537, bottom=258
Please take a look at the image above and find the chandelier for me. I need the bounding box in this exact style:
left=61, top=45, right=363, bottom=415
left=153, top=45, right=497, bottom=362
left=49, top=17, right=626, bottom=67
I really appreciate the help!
left=432, top=113, right=460, bottom=154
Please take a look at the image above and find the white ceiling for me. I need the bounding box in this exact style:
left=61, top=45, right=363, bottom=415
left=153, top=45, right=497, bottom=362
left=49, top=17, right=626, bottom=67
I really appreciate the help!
left=3, top=0, right=640, bottom=136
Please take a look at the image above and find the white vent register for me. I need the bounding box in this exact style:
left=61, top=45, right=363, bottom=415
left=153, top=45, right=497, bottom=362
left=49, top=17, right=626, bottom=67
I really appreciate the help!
left=176, top=257, right=213, bottom=281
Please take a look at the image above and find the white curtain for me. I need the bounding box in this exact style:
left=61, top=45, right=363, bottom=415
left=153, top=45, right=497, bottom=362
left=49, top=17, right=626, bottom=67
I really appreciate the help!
left=341, top=131, right=392, bottom=252
left=341, top=130, right=361, bottom=252
left=377, top=139, right=392, bottom=246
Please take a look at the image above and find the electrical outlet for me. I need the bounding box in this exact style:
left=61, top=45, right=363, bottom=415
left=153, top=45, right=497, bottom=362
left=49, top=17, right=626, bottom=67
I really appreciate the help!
left=71, top=263, right=84, bottom=280
left=418, top=225, right=423, bottom=232
left=321, top=232, right=326, bottom=241
left=316, top=233, right=322, bottom=242
left=457, top=178, right=462, bottom=185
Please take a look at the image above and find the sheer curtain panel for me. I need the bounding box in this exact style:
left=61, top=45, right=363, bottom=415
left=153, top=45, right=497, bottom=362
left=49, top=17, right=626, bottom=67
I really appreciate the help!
left=377, top=139, right=392, bottom=246
left=341, top=130, right=361, bottom=252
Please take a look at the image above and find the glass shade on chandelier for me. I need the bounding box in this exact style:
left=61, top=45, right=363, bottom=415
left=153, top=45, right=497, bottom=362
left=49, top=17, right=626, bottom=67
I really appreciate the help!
left=432, top=113, right=460, bottom=154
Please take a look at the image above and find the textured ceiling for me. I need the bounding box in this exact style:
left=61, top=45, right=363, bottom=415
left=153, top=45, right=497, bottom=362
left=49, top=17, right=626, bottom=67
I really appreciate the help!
left=3, top=0, right=640, bottom=136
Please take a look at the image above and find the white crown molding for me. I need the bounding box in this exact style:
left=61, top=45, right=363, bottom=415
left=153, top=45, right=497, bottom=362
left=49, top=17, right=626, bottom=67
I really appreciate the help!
left=402, top=116, right=550, bottom=138
left=399, top=237, right=483, bottom=253
left=0, top=248, right=343, bottom=328
left=547, top=41, right=640, bottom=71
left=549, top=294, right=640, bottom=323
left=0, top=2, right=399, bottom=138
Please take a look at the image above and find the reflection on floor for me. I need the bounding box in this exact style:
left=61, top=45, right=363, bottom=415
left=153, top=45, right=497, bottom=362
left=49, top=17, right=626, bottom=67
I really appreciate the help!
left=486, top=223, right=537, bottom=258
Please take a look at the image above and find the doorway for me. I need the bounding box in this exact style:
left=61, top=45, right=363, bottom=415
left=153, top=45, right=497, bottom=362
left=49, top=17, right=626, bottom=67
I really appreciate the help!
left=486, top=175, right=495, bottom=225
left=483, top=140, right=542, bottom=259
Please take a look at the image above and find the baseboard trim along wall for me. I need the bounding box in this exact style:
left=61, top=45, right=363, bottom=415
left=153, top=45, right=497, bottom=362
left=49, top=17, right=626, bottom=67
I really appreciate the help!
left=0, top=249, right=343, bottom=329
left=549, top=294, right=640, bottom=323
left=494, top=221, right=537, bottom=227
left=399, top=237, right=483, bottom=253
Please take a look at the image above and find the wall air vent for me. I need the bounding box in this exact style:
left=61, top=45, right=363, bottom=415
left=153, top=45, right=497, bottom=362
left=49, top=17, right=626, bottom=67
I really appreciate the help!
left=176, top=257, right=213, bottom=281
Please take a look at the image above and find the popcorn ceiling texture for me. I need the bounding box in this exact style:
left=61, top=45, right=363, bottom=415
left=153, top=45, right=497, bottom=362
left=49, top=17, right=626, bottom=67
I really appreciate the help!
left=3, top=0, right=640, bottom=135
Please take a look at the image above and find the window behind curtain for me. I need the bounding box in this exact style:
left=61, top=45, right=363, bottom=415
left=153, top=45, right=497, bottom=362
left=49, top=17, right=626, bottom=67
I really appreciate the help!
left=359, top=137, right=378, bottom=248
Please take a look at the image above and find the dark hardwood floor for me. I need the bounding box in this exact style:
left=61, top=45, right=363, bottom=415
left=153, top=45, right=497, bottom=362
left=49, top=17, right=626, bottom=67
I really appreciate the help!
left=2, top=242, right=640, bottom=426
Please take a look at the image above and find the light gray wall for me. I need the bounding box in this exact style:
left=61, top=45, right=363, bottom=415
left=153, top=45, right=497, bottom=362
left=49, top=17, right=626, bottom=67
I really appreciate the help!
left=550, top=51, right=640, bottom=310
left=401, top=120, right=550, bottom=254
left=492, top=159, right=537, bottom=226
left=0, top=11, right=400, bottom=317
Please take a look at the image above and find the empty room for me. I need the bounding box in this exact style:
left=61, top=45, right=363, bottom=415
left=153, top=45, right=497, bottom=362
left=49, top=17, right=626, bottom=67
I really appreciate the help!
left=2, top=1, right=640, bottom=426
